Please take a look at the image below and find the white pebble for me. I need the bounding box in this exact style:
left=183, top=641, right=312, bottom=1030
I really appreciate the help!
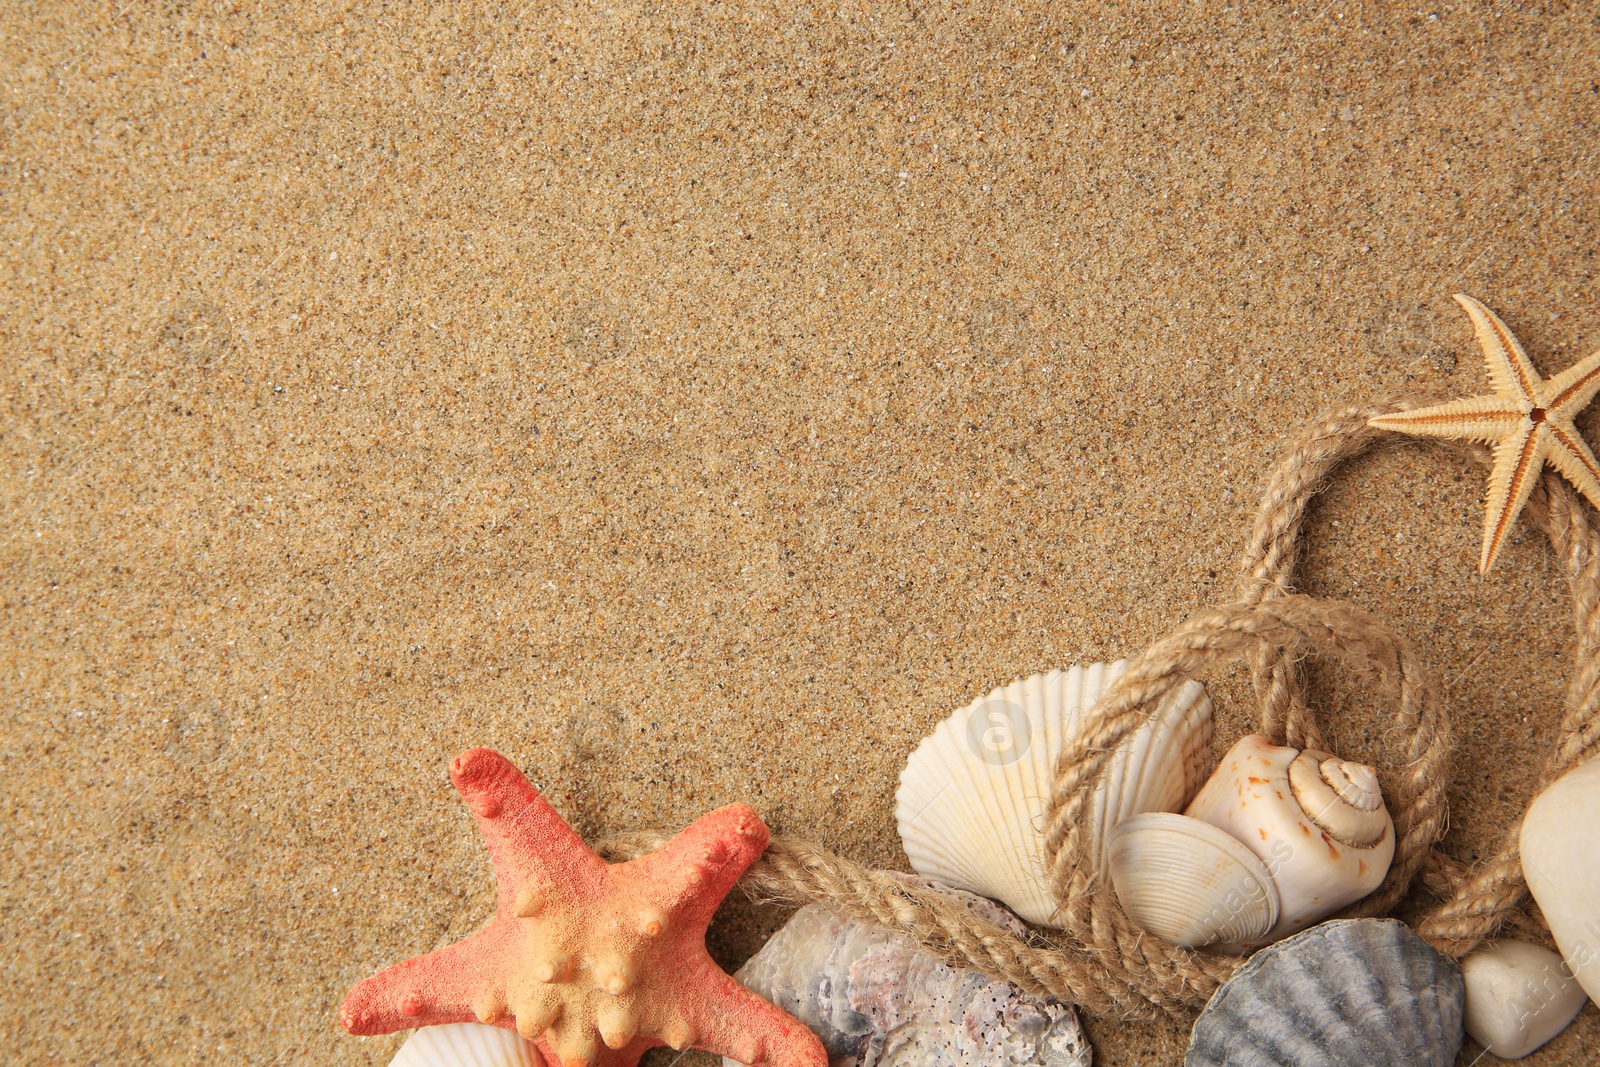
left=1460, top=939, right=1586, bottom=1059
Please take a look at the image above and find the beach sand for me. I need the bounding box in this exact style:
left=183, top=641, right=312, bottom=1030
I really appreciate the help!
left=4, top=3, right=1598, bottom=1063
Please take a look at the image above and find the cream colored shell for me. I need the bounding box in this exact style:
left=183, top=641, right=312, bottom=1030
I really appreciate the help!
left=1183, top=734, right=1394, bottom=944
left=1107, top=812, right=1279, bottom=949
left=895, top=661, right=1213, bottom=927
left=390, top=1022, right=545, bottom=1067
left=1520, top=755, right=1600, bottom=1003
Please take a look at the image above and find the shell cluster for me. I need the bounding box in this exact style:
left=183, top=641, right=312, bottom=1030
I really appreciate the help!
left=1112, top=734, right=1395, bottom=950
left=1185, top=919, right=1465, bottom=1067
left=895, top=661, right=1397, bottom=953
left=725, top=877, right=1091, bottom=1067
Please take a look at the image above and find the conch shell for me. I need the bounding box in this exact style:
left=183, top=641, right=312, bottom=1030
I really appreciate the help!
left=1186, top=734, right=1394, bottom=943
left=1110, top=734, right=1395, bottom=950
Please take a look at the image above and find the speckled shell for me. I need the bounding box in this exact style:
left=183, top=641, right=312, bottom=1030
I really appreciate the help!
left=725, top=876, right=1091, bottom=1067
left=389, top=1022, right=545, bottom=1067
left=1185, top=918, right=1465, bottom=1067
left=896, top=661, right=1213, bottom=926
left=1183, top=734, right=1394, bottom=944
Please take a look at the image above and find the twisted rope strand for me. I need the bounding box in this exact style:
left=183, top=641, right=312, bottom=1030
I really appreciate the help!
left=596, top=832, right=1198, bottom=1019
left=1236, top=400, right=1428, bottom=751
left=1410, top=442, right=1600, bottom=952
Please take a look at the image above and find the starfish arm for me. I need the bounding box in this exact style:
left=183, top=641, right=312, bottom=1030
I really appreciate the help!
left=630, top=803, right=770, bottom=929
left=340, top=925, right=511, bottom=1035
left=1367, top=394, right=1524, bottom=444
left=1455, top=293, right=1544, bottom=402
left=450, top=748, right=608, bottom=909
left=1541, top=347, right=1600, bottom=417
left=670, top=961, right=829, bottom=1067
left=1544, top=419, right=1600, bottom=513
left=1480, top=426, right=1550, bottom=573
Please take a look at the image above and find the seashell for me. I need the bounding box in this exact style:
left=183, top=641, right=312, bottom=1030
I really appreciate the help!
left=1182, top=734, right=1394, bottom=943
left=1520, top=755, right=1600, bottom=1002
left=896, top=661, right=1213, bottom=926
left=1185, top=918, right=1465, bottom=1067
left=389, top=1022, right=545, bottom=1067
left=725, top=875, right=1091, bottom=1067
left=1107, top=812, right=1279, bottom=950
left=1460, top=939, right=1588, bottom=1059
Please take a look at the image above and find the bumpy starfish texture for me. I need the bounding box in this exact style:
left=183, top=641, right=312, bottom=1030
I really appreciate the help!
left=340, top=748, right=827, bottom=1067
left=1369, top=294, right=1600, bottom=573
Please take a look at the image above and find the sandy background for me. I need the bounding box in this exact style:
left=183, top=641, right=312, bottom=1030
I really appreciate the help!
left=5, top=2, right=1600, bottom=1064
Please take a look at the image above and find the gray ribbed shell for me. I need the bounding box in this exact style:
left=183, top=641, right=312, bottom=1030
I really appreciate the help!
left=1186, top=919, right=1465, bottom=1067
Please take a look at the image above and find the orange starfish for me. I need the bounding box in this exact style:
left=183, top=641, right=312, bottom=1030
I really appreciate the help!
left=340, top=748, right=827, bottom=1067
left=1369, top=294, right=1600, bottom=573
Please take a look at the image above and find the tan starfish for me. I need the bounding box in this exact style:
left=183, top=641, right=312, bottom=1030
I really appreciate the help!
left=1369, top=294, right=1600, bottom=573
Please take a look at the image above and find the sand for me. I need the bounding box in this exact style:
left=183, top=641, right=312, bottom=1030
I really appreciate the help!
left=4, top=2, right=1599, bottom=1064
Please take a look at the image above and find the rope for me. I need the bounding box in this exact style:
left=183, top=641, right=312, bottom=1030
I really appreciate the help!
left=1221, top=399, right=1600, bottom=957
left=604, top=397, right=1600, bottom=1018
left=597, top=832, right=1194, bottom=1019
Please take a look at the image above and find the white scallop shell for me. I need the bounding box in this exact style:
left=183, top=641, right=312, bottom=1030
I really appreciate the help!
left=1107, top=812, right=1279, bottom=950
left=1183, top=734, right=1394, bottom=944
left=389, top=1022, right=545, bottom=1067
left=896, top=662, right=1213, bottom=927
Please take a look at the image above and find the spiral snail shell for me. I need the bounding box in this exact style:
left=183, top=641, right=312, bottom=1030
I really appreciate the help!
left=1109, top=734, right=1395, bottom=950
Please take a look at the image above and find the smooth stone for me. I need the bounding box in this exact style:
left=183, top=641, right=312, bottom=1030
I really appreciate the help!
left=1460, top=939, right=1587, bottom=1059
left=1520, top=757, right=1600, bottom=1002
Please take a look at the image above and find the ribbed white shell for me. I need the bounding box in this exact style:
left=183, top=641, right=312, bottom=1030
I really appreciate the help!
left=896, top=662, right=1213, bottom=927
left=1107, top=812, right=1279, bottom=949
left=390, top=1023, right=544, bottom=1067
